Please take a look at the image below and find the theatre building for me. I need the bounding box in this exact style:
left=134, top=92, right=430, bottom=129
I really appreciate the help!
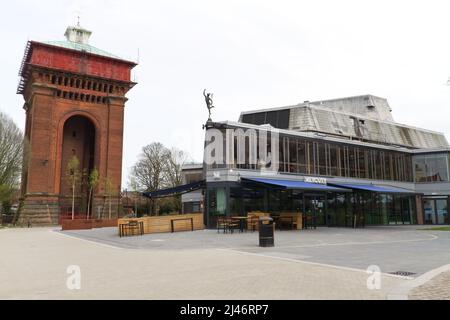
left=196, top=95, right=450, bottom=228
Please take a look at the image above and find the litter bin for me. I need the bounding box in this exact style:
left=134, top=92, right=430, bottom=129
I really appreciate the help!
left=259, top=217, right=274, bottom=247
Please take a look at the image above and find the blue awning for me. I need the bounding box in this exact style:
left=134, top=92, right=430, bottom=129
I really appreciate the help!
left=242, top=178, right=350, bottom=192
left=142, top=180, right=205, bottom=199
left=329, top=183, right=417, bottom=194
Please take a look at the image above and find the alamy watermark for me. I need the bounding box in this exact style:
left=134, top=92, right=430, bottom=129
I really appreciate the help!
left=203, top=127, right=280, bottom=174
left=66, top=265, right=81, bottom=290
left=366, top=265, right=381, bottom=290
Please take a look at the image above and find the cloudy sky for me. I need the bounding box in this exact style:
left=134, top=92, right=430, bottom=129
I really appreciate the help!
left=1, top=0, right=450, bottom=186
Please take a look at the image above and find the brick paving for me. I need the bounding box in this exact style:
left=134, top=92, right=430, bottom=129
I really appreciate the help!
left=2, top=226, right=450, bottom=299
left=0, top=227, right=407, bottom=300
left=64, top=225, right=450, bottom=276
left=409, top=270, right=450, bottom=300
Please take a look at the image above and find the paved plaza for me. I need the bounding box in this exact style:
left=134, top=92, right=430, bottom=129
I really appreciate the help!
left=63, top=225, right=450, bottom=276
left=0, top=226, right=449, bottom=299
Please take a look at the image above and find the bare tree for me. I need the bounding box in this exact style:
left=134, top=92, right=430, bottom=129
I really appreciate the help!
left=130, top=143, right=191, bottom=215
left=86, top=168, right=99, bottom=220
left=66, top=155, right=81, bottom=220
left=0, top=111, right=28, bottom=209
left=131, top=142, right=169, bottom=191
left=130, top=142, right=169, bottom=214
left=164, top=148, right=191, bottom=213
left=164, top=148, right=190, bottom=188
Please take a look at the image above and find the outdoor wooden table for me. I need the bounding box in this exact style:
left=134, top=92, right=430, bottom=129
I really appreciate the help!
left=170, top=217, right=194, bottom=233
left=230, top=216, right=248, bottom=232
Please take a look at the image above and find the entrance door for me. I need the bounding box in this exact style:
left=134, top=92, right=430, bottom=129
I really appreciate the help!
left=423, top=198, right=448, bottom=225
left=436, top=199, right=448, bottom=225
left=304, top=195, right=326, bottom=226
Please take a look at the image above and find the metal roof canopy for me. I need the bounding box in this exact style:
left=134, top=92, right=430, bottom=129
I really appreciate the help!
left=329, top=183, right=418, bottom=194
left=241, top=177, right=350, bottom=193
left=142, top=180, right=205, bottom=199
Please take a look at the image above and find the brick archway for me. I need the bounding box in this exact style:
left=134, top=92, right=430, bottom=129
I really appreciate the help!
left=55, top=111, right=102, bottom=195
left=58, top=114, right=99, bottom=215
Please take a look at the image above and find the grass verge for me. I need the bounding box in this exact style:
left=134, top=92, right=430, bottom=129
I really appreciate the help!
left=420, top=226, right=450, bottom=231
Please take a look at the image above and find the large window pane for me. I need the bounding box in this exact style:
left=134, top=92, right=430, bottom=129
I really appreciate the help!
left=341, top=146, right=349, bottom=177
left=254, top=112, right=266, bottom=125
left=329, top=144, right=338, bottom=176
left=288, top=138, right=298, bottom=173
left=308, top=142, right=315, bottom=174
left=427, top=155, right=448, bottom=182
left=277, top=110, right=290, bottom=129
left=423, top=199, right=435, bottom=224
left=216, top=188, right=226, bottom=215
left=414, top=156, right=427, bottom=182
left=298, top=140, right=307, bottom=173
left=358, top=148, right=368, bottom=178
left=241, top=114, right=254, bottom=125
left=230, top=187, right=243, bottom=216
left=243, top=187, right=265, bottom=213
left=384, top=152, right=392, bottom=180
left=436, top=199, right=448, bottom=224
left=349, top=147, right=356, bottom=178
left=414, top=154, right=449, bottom=182
left=318, top=142, right=327, bottom=175
left=266, top=111, right=278, bottom=127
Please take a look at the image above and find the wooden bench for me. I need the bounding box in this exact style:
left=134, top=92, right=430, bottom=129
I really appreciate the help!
left=279, top=212, right=303, bottom=230
left=119, top=220, right=144, bottom=237
left=278, top=216, right=295, bottom=230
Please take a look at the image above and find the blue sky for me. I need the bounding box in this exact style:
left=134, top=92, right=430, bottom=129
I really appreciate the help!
left=1, top=0, right=450, bottom=186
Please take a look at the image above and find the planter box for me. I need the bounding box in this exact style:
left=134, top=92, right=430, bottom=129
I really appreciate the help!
left=118, top=213, right=204, bottom=235
left=61, top=219, right=93, bottom=231
left=92, top=219, right=118, bottom=228
left=61, top=218, right=118, bottom=230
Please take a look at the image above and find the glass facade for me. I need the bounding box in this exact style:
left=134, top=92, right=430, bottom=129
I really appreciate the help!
left=241, top=110, right=290, bottom=129
left=413, top=153, right=450, bottom=182
left=276, top=137, right=412, bottom=182
left=208, top=187, right=226, bottom=216
left=203, top=126, right=450, bottom=227
left=208, top=127, right=414, bottom=182
left=206, top=183, right=417, bottom=228
left=183, top=201, right=201, bottom=214
left=423, top=198, right=449, bottom=225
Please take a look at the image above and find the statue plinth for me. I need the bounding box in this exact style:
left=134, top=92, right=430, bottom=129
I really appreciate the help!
left=203, top=118, right=214, bottom=130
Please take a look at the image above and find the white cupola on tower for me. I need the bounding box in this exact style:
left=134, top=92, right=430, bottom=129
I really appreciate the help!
left=64, top=22, right=92, bottom=45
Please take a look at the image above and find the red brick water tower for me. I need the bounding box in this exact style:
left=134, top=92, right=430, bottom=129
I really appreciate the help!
left=17, top=24, right=137, bottom=224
